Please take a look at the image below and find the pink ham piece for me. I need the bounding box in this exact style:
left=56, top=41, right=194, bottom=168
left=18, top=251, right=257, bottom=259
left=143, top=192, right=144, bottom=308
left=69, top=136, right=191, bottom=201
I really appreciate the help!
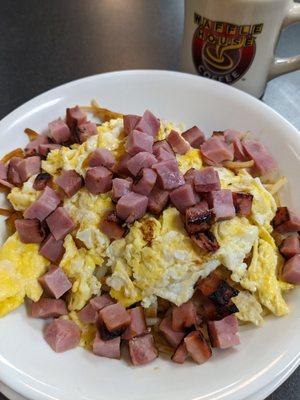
left=133, top=168, right=157, bottom=196
left=223, top=129, right=246, bottom=143
left=122, top=306, right=147, bottom=340
left=184, top=331, right=212, bottom=364
left=0, top=162, right=7, bottom=180
left=147, top=185, right=169, bottom=215
left=208, top=315, right=240, bottom=349
left=200, top=136, right=234, bottom=165
left=280, top=235, right=300, bottom=259
left=85, top=166, right=112, bottom=195
left=100, top=219, right=125, bottom=240
left=171, top=342, right=188, bottom=364
left=182, top=126, right=205, bottom=149
left=0, top=179, right=13, bottom=189
left=90, top=294, right=114, bottom=311
left=113, top=154, right=131, bottom=176
left=78, top=303, right=98, bottom=324
left=184, top=168, right=198, bottom=186
left=194, top=167, right=221, bottom=193
left=208, top=190, right=235, bottom=221
left=48, top=118, right=71, bottom=144
left=185, top=201, right=215, bottom=234
left=112, top=178, right=133, bottom=201
left=123, top=114, right=141, bottom=135
left=39, top=234, right=65, bottom=263
left=31, top=298, right=68, bottom=319
left=282, top=254, right=300, bottom=284
left=116, top=192, right=148, bottom=223
left=125, top=130, right=154, bottom=155
left=39, top=265, right=72, bottom=299
left=167, top=130, right=190, bottom=155
left=25, top=135, right=49, bottom=157
left=272, top=207, right=300, bottom=234
left=15, top=218, right=45, bottom=243
left=99, top=303, right=131, bottom=332
left=66, top=106, right=87, bottom=130
left=155, top=147, right=175, bottom=162
left=135, top=110, right=160, bottom=138
left=232, top=192, right=253, bottom=216
left=153, top=139, right=173, bottom=155
left=89, top=148, right=115, bottom=169
left=223, top=130, right=246, bottom=161
left=46, top=207, right=75, bottom=240
left=17, top=156, right=41, bottom=182
left=76, top=121, right=97, bottom=143
left=159, top=315, right=185, bottom=348
left=7, top=157, right=22, bottom=185
left=127, top=152, right=157, bottom=176
left=153, top=159, right=185, bottom=191
left=44, top=319, right=81, bottom=353
left=172, top=301, right=197, bottom=332
left=170, top=184, right=197, bottom=213
left=128, top=333, right=158, bottom=365
left=93, top=332, right=121, bottom=359
left=39, top=143, right=61, bottom=157
left=24, top=186, right=61, bottom=221
left=55, top=170, right=83, bottom=197
left=243, top=140, right=277, bottom=176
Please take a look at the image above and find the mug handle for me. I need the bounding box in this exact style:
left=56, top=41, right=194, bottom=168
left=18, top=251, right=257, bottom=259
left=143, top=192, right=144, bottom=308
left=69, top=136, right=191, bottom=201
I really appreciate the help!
left=268, top=2, right=300, bottom=80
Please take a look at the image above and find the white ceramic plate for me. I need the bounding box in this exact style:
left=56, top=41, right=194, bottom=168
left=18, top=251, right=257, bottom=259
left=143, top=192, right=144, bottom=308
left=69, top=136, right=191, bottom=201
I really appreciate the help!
left=0, top=70, right=300, bottom=400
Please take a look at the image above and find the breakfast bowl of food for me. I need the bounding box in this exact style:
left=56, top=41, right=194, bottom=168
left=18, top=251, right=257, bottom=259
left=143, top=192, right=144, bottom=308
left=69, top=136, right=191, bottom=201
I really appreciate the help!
left=0, top=70, right=299, bottom=400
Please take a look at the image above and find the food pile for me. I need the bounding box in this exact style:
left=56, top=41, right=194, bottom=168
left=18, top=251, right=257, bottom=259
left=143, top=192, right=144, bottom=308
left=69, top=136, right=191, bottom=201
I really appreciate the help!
left=0, top=102, right=299, bottom=366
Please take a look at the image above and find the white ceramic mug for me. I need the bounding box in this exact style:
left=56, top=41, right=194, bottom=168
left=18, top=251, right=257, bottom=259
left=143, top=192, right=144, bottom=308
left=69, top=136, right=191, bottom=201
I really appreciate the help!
left=181, top=0, right=300, bottom=98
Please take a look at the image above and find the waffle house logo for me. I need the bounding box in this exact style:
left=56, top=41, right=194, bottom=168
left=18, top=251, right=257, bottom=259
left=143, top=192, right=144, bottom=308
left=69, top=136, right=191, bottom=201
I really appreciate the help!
left=192, top=13, right=263, bottom=83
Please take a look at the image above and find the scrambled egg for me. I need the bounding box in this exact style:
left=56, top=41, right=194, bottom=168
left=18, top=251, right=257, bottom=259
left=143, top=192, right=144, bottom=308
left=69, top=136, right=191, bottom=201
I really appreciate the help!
left=233, top=291, right=264, bottom=326
left=177, top=148, right=202, bottom=174
left=156, top=121, right=184, bottom=141
left=7, top=175, right=39, bottom=211
left=68, top=311, right=97, bottom=350
left=0, top=233, right=49, bottom=316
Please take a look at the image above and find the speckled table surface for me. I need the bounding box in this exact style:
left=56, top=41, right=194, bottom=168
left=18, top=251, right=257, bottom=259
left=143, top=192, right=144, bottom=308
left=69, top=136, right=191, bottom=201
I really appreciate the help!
left=0, top=1, right=299, bottom=399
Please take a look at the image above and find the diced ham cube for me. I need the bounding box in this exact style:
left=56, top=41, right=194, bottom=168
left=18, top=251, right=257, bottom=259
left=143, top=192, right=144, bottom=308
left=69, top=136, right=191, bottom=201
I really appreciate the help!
left=171, top=341, right=188, bottom=364
left=172, top=301, right=197, bottom=331
left=170, top=184, right=197, bottom=213
left=0, top=179, right=14, bottom=189
left=282, top=254, right=300, bottom=284
left=76, top=121, right=97, bottom=143
left=200, top=136, right=234, bottom=165
left=125, top=130, right=154, bottom=155
left=242, top=140, right=277, bottom=176
left=39, top=265, right=72, bottom=299
left=39, top=234, right=65, bottom=263
left=66, top=106, right=87, bottom=131
left=182, top=126, right=205, bottom=149
left=272, top=207, right=300, bottom=234
left=184, top=331, right=212, bottom=364
left=128, top=333, right=158, bottom=365
left=7, top=157, right=22, bottom=185
left=280, top=235, right=300, bottom=259
left=85, top=166, right=112, bottom=194
left=153, top=159, right=184, bottom=190
left=99, top=303, right=131, bottom=332
left=15, top=218, right=45, bottom=244
left=88, top=148, right=115, bottom=169
left=159, top=315, right=185, bottom=348
left=17, top=156, right=41, bottom=182
left=127, top=152, right=157, bottom=176
left=78, top=303, right=98, bottom=324
left=93, top=331, right=121, bottom=359
left=100, top=219, right=125, bottom=241
left=191, top=231, right=219, bottom=252
left=135, top=110, right=160, bottom=138
left=123, top=114, right=141, bottom=135
left=208, top=189, right=235, bottom=221
left=113, top=154, right=131, bottom=176
left=112, top=178, right=133, bottom=201
left=122, top=306, right=147, bottom=340
left=153, top=139, right=174, bottom=155
left=44, top=319, right=81, bottom=353
left=25, top=135, right=49, bottom=157
left=48, top=118, right=71, bottom=144
left=184, top=168, right=198, bottom=186
left=197, top=272, right=222, bottom=296
left=31, top=298, right=68, bottom=319
left=55, top=170, right=83, bottom=197
left=46, top=207, right=75, bottom=240
left=208, top=315, right=240, bottom=349
left=90, top=294, right=114, bottom=311
left=155, top=147, right=175, bottom=162
left=133, top=168, right=157, bottom=196
left=147, top=185, right=169, bottom=215
left=0, top=162, right=7, bottom=180
left=167, top=130, right=190, bottom=155
left=223, top=130, right=246, bottom=161
left=232, top=192, right=253, bottom=216
left=194, top=167, right=221, bottom=193
left=116, top=192, right=148, bottom=223
left=185, top=201, right=215, bottom=234
left=24, top=186, right=61, bottom=221
left=39, top=143, right=61, bottom=157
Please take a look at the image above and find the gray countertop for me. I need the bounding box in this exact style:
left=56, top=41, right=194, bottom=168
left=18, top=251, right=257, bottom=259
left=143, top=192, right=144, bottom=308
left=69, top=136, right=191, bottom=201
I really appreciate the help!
left=0, top=1, right=299, bottom=399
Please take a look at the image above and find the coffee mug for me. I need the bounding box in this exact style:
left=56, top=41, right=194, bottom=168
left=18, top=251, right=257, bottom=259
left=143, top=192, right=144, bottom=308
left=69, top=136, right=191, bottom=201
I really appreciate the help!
left=180, top=0, right=300, bottom=97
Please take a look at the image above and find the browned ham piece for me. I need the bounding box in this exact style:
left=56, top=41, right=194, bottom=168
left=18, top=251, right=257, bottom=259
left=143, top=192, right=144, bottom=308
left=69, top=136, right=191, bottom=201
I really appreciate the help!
left=123, top=114, right=141, bottom=135
left=88, top=148, right=115, bottom=169
left=133, top=168, right=157, bottom=196
left=147, top=185, right=169, bottom=215
left=122, top=306, right=147, bottom=340
left=282, top=254, right=300, bottom=284
left=170, top=184, right=197, bottom=213
left=232, top=192, right=253, bottom=216
left=116, top=192, right=148, bottom=223
left=25, top=135, right=49, bottom=157
left=24, top=186, right=61, bottom=221
left=191, top=231, right=219, bottom=252
left=182, top=126, right=205, bottom=149
left=39, top=265, right=72, bottom=299
left=272, top=207, right=300, bottom=234
left=135, top=110, right=160, bottom=138
left=128, top=333, right=158, bottom=365
left=159, top=315, right=185, bottom=347
left=85, top=166, right=112, bottom=194
left=48, top=118, right=71, bottom=144
left=15, top=218, right=45, bottom=243
left=153, top=139, right=174, bottom=155
left=185, top=201, right=215, bottom=234
left=208, top=315, right=240, bottom=349
left=99, top=303, right=131, bottom=332
left=7, top=157, right=22, bottom=185
left=280, top=235, right=300, bottom=259
left=100, top=219, right=125, bottom=240
left=194, top=167, right=221, bottom=193
left=66, top=106, right=87, bottom=131
left=90, top=294, right=114, bottom=311
left=46, top=207, right=75, bottom=240
left=55, top=170, right=83, bottom=198
left=197, top=272, right=222, bottom=296
left=38, top=143, right=61, bottom=157
left=200, top=136, right=234, bottom=165
left=76, top=121, right=97, bottom=143
left=78, top=303, right=98, bottom=324
left=112, top=178, right=133, bottom=201
left=172, top=301, right=197, bottom=331
left=171, top=341, right=188, bottom=364
left=153, top=159, right=184, bottom=190
left=184, top=331, right=212, bottom=364
left=208, top=189, right=236, bottom=221
left=127, top=152, right=157, bottom=176
left=93, top=331, right=121, bottom=359
left=125, top=130, right=154, bottom=155
left=0, top=162, right=7, bottom=180
left=31, top=298, right=68, bottom=318
left=167, top=130, right=190, bottom=155
left=17, top=156, right=41, bottom=182
left=39, top=234, right=65, bottom=262
left=44, top=319, right=81, bottom=352
left=242, top=140, right=277, bottom=176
